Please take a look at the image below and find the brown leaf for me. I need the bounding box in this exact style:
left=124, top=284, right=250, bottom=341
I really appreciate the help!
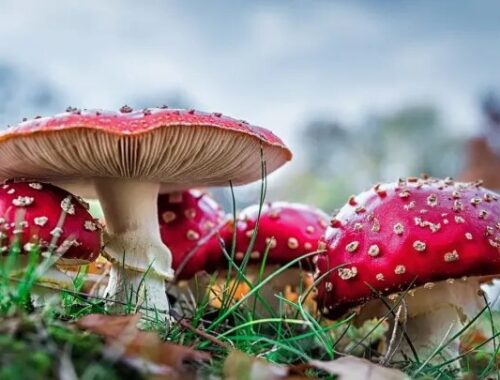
left=223, top=350, right=289, bottom=380
left=76, top=313, right=141, bottom=339
left=76, top=314, right=210, bottom=378
left=309, top=356, right=409, bottom=380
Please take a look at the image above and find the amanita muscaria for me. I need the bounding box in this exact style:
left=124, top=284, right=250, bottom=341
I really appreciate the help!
left=0, top=181, right=102, bottom=303
left=0, top=107, right=291, bottom=313
left=316, top=177, right=500, bottom=358
left=208, top=202, right=329, bottom=314
left=158, top=189, right=229, bottom=280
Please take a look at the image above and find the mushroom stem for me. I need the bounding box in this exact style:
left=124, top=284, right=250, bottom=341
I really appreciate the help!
left=95, top=178, right=173, bottom=313
left=107, top=264, right=170, bottom=313
left=399, top=278, right=483, bottom=362
left=359, top=278, right=484, bottom=363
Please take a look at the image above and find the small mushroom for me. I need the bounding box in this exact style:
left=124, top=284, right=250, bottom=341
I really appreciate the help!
left=209, top=201, right=329, bottom=315
left=316, top=177, right=500, bottom=360
left=0, top=181, right=102, bottom=305
left=158, top=189, right=230, bottom=280
left=0, top=108, right=291, bottom=314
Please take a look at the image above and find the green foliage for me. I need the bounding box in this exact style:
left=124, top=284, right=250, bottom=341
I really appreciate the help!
left=285, top=104, right=467, bottom=211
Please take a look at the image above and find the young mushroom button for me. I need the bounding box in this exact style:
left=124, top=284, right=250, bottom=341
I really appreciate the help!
left=157, top=189, right=230, bottom=280
left=0, top=107, right=291, bottom=314
left=0, top=181, right=102, bottom=303
left=205, top=201, right=330, bottom=315
left=316, top=177, right=500, bottom=359
left=233, top=201, right=330, bottom=266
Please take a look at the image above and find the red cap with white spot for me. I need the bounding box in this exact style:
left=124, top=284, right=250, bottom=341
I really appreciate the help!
left=0, top=181, right=101, bottom=264
left=316, top=177, right=500, bottom=318
left=233, top=202, right=330, bottom=267
left=158, top=189, right=229, bottom=280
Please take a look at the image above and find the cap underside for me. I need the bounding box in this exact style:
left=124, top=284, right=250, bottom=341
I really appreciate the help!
left=0, top=125, right=288, bottom=196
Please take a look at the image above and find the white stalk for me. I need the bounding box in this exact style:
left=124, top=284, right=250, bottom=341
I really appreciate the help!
left=400, top=278, right=483, bottom=362
left=95, top=178, right=173, bottom=314
left=107, top=263, right=170, bottom=312
left=358, top=278, right=484, bottom=363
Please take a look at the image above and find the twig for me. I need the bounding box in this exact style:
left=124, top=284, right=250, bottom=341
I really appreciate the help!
left=178, top=318, right=229, bottom=349
left=381, top=300, right=406, bottom=365
left=362, top=280, right=420, bottom=362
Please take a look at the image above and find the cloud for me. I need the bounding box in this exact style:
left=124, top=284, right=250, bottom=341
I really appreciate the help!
left=0, top=0, right=498, bottom=158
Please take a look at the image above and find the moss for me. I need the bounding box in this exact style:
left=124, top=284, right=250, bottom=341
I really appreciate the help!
left=0, top=317, right=144, bottom=380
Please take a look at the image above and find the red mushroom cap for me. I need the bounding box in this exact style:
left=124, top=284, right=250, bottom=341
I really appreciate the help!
left=2, top=108, right=288, bottom=148
left=0, top=181, right=101, bottom=264
left=233, top=202, right=330, bottom=268
left=0, top=108, right=292, bottom=194
left=158, top=190, right=229, bottom=280
left=316, top=177, right=500, bottom=319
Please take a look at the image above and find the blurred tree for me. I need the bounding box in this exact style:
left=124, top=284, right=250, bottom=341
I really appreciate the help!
left=302, top=119, right=350, bottom=175
left=373, top=105, right=464, bottom=181
left=464, top=91, right=500, bottom=310
left=461, top=91, right=500, bottom=189
left=279, top=104, right=466, bottom=211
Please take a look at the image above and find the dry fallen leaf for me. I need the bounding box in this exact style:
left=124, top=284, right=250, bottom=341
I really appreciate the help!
left=76, top=314, right=210, bottom=379
left=224, top=350, right=292, bottom=380
left=309, top=356, right=409, bottom=380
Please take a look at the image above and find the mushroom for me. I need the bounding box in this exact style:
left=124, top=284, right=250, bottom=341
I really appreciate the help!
left=158, top=189, right=229, bottom=281
left=157, top=189, right=231, bottom=312
left=316, top=177, right=500, bottom=360
left=208, top=201, right=329, bottom=315
left=0, top=181, right=102, bottom=304
left=0, top=107, right=291, bottom=313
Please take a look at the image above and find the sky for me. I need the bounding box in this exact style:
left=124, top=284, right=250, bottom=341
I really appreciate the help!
left=0, top=0, right=499, bottom=191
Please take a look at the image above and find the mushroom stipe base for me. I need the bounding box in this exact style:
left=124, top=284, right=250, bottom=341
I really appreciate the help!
left=96, top=178, right=174, bottom=280
left=357, top=277, right=485, bottom=363
left=96, top=178, right=174, bottom=313
left=106, top=264, right=170, bottom=315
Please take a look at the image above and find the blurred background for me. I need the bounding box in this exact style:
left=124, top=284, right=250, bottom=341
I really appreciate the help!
left=0, top=0, right=499, bottom=213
